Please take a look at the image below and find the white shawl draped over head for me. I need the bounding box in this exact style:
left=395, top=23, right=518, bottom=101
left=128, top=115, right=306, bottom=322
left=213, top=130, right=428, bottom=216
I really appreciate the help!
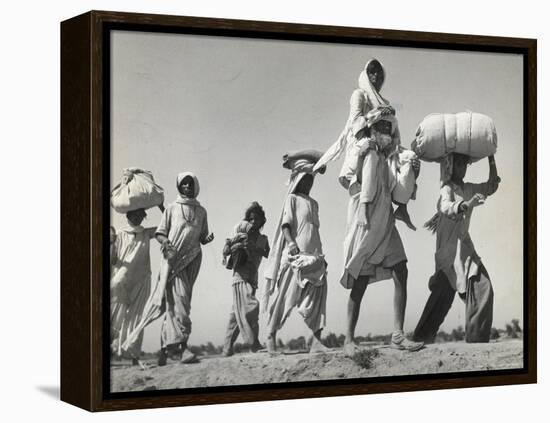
left=176, top=171, right=201, bottom=206
left=121, top=172, right=202, bottom=351
left=262, top=158, right=322, bottom=310
left=313, top=58, right=395, bottom=172
left=359, top=58, right=389, bottom=108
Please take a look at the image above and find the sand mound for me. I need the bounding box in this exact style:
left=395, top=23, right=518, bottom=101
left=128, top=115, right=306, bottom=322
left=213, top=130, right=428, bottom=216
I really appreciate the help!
left=111, top=339, right=523, bottom=393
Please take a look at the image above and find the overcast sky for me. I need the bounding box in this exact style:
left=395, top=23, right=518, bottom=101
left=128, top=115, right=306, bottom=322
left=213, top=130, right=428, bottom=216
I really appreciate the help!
left=110, top=30, right=523, bottom=351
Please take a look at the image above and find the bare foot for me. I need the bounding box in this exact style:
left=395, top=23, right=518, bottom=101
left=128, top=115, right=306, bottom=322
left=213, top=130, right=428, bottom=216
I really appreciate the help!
left=343, top=341, right=361, bottom=357
left=180, top=348, right=198, bottom=364
left=132, top=358, right=148, bottom=370
left=309, top=338, right=330, bottom=354
left=394, top=204, right=416, bottom=231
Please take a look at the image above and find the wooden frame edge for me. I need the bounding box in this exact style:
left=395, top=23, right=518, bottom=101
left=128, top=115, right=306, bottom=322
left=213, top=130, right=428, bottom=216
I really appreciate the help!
left=60, top=10, right=537, bottom=412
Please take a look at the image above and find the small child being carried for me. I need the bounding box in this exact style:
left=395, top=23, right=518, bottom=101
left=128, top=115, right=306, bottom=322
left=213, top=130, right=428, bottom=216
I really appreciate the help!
left=223, top=220, right=253, bottom=270
left=344, top=107, right=418, bottom=230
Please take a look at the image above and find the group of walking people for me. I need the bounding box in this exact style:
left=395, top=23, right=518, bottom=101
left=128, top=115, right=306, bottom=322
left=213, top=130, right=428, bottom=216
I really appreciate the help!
left=110, top=58, right=500, bottom=368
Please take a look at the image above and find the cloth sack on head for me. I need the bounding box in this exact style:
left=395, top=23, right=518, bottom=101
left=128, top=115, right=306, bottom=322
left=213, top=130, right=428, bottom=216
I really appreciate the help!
left=111, top=168, right=164, bottom=213
left=411, top=111, right=497, bottom=163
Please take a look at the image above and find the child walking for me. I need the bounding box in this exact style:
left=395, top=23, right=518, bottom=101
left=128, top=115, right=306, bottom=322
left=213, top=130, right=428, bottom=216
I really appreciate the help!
left=222, top=202, right=270, bottom=356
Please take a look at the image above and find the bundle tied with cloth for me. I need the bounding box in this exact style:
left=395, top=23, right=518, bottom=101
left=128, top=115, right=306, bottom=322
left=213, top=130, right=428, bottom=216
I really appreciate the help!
left=261, top=149, right=327, bottom=313
left=111, top=167, right=165, bottom=213
left=411, top=111, right=497, bottom=163
left=411, top=111, right=498, bottom=232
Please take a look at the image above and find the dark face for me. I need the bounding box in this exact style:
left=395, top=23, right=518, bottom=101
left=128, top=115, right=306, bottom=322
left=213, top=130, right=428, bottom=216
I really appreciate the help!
left=368, top=71, right=381, bottom=89
left=126, top=208, right=147, bottom=226
left=452, top=154, right=469, bottom=181
left=366, top=60, right=384, bottom=91
left=178, top=176, right=195, bottom=198
left=372, top=120, right=392, bottom=136
left=295, top=174, right=314, bottom=195
left=248, top=212, right=263, bottom=231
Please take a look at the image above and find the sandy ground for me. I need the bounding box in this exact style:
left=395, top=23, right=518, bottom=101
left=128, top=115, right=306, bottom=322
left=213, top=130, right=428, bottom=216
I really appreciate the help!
left=110, top=339, right=523, bottom=393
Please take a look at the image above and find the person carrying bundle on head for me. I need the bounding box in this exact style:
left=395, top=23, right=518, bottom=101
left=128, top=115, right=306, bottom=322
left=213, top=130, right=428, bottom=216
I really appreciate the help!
left=110, top=168, right=165, bottom=369
left=262, top=150, right=330, bottom=355
left=413, top=153, right=500, bottom=343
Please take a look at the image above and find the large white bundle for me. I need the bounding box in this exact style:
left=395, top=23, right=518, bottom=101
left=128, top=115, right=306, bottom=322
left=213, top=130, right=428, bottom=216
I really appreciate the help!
left=411, top=112, right=497, bottom=162
left=111, top=168, right=164, bottom=213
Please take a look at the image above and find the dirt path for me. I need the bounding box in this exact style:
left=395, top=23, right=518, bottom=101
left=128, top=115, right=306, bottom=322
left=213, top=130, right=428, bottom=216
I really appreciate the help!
left=111, top=340, right=523, bottom=392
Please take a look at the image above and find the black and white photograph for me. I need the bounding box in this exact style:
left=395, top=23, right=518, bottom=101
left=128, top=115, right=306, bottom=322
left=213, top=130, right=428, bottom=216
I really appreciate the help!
left=107, top=29, right=525, bottom=393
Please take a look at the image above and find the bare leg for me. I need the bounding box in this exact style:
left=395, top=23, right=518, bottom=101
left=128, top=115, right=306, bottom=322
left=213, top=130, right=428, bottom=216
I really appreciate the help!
left=344, top=276, right=368, bottom=356
left=390, top=262, right=423, bottom=351
left=266, top=331, right=277, bottom=354
left=392, top=261, right=408, bottom=332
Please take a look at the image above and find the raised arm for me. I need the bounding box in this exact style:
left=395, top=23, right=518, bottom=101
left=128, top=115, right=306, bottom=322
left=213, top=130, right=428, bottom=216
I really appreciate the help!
left=468, top=155, right=500, bottom=198
left=485, top=155, right=500, bottom=196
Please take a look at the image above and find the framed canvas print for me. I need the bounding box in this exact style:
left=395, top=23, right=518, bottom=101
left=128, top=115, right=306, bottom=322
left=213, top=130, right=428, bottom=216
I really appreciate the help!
left=60, top=10, right=537, bottom=411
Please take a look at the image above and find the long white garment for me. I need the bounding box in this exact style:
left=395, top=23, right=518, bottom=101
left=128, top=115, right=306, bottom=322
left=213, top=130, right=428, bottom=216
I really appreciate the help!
left=263, top=163, right=321, bottom=301
left=264, top=187, right=327, bottom=332
left=110, top=225, right=155, bottom=356
left=122, top=172, right=208, bottom=350
left=340, top=150, right=407, bottom=288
